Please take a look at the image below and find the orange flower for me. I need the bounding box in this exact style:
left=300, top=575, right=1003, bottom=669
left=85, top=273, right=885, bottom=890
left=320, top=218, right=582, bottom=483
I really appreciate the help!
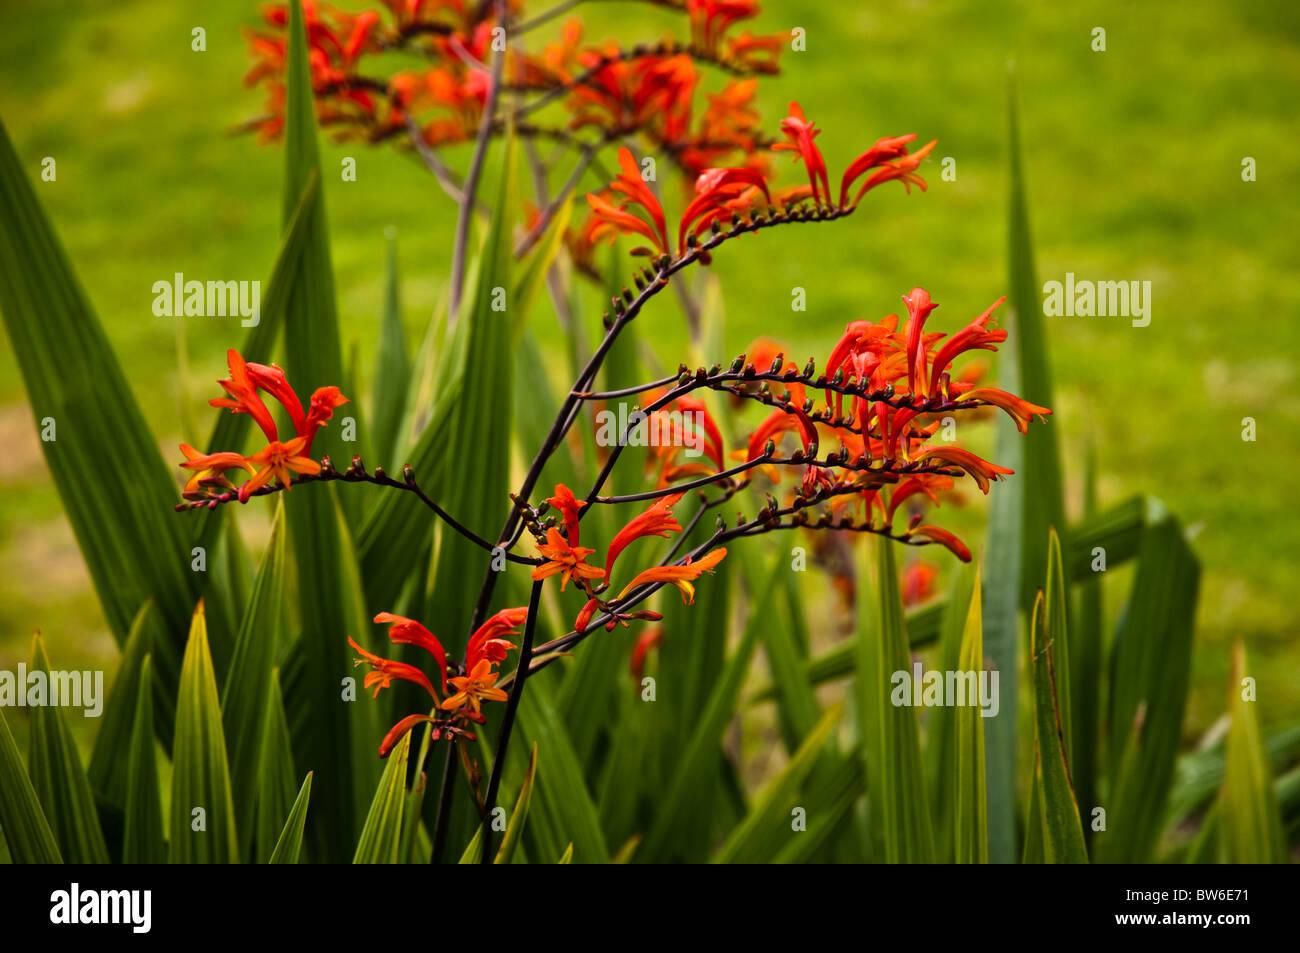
left=901, top=560, right=940, bottom=607
left=584, top=147, right=670, bottom=255
left=915, top=447, right=1014, bottom=495
left=178, top=444, right=254, bottom=495
left=303, top=385, right=350, bottom=450
left=773, top=102, right=830, bottom=206
left=239, top=435, right=320, bottom=502
left=440, top=658, right=508, bottom=715
left=348, top=636, right=437, bottom=700
left=210, top=349, right=278, bottom=442
left=374, top=612, right=447, bottom=692
left=962, top=387, right=1053, bottom=435
left=617, top=547, right=728, bottom=603
left=605, top=493, right=684, bottom=580
left=531, top=527, right=606, bottom=592
left=546, top=483, right=583, bottom=546
left=912, top=525, right=972, bottom=563
left=678, top=166, right=770, bottom=251
left=465, top=607, right=525, bottom=671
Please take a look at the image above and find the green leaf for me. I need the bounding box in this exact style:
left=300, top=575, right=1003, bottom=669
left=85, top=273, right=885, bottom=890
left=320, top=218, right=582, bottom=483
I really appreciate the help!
left=1026, top=591, right=1088, bottom=864
left=0, top=118, right=201, bottom=696
left=1097, top=506, right=1199, bottom=862
left=926, top=559, right=976, bottom=861
left=0, top=706, right=61, bottom=863
left=371, top=230, right=411, bottom=468
left=169, top=602, right=240, bottom=863
left=279, top=0, right=367, bottom=862
left=713, top=703, right=842, bottom=864
left=638, top=553, right=767, bottom=863
left=1005, top=67, right=1067, bottom=608
left=88, top=599, right=165, bottom=812
left=268, top=772, right=314, bottom=865
left=953, top=564, right=988, bottom=864
left=1218, top=642, right=1286, bottom=863
left=26, top=636, right=109, bottom=863
left=253, top=670, right=299, bottom=863
left=556, top=843, right=574, bottom=864
left=857, top=534, right=935, bottom=863
left=771, top=752, right=866, bottom=864
left=122, top=655, right=166, bottom=864
left=495, top=742, right=539, bottom=864
left=222, top=499, right=286, bottom=859
left=1070, top=443, right=1104, bottom=837
left=422, top=132, right=519, bottom=644
left=353, top=731, right=411, bottom=864
left=460, top=742, right=539, bottom=864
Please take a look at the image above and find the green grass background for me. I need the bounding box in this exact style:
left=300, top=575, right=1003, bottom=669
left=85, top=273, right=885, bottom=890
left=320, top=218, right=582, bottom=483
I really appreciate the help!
left=0, top=0, right=1297, bottom=744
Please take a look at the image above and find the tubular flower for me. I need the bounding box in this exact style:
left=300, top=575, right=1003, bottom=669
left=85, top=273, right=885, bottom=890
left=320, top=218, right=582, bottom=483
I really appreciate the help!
left=915, top=447, right=1015, bottom=495
left=239, top=435, right=320, bottom=502
left=465, top=607, right=526, bottom=671
left=532, top=527, right=606, bottom=592
left=773, top=102, right=830, bottom=206
left=912, top=526, right=972, bottom=562
left=178, top=444, right=254, bottom=495
left=374, top=612, right=448, bottom=692
left=678, top=166, right=770, bottom=250
left=605, top=493, right=685, bottom=581
left=441, top=659, right=508, bottom=716
left=959, top=388, right=1053, bottom=434
left=617, top=547, right=728, bottom=603
left=585, top=148, right=671, bottom=256
left=211, top=349, right=279, bottom=442
left=901, top=560, right=940, bottom=607
left=546, top=483, right=584, bottom=545
left=348, top=637, right=437, bottom=701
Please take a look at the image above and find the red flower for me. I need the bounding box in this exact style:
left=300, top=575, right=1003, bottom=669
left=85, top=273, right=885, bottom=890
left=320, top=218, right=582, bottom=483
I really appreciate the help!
left=585, top=148, right=670, bottom=256
left=773, top=102, right=830, bottom=206
left=211, top=349, right=279, bottom=442
left=678, top=166, right=770, bottom=251
left=630, top=627, right=664, bottom=681
left=348, top=636, right=437, bottom=701
left=465, top=607, right=526, bottom=671
left=178, top=445, right=254, bottom=495
left=374, top=612, right=448, bottom=692
left=239, top=435, right=320, bottom=502
left=617, top=548, right=728, bottom=603
left=605, top=493, right=685, bottom=581
left=532, top=527, right=606, bottom=592
left=962, top=388, right=1053, bottom=434
left=912, top=525, right=972, bottom=562
left=546, top=483, right=583, bottom=546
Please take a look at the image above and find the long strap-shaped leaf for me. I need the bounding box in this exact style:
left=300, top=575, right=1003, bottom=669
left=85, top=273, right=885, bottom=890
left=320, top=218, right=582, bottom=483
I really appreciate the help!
left=0, top=706, right=62, bottom=863
left=169, top=602, right=239, bottom=863
left=0, top=120, right=202, bottom=696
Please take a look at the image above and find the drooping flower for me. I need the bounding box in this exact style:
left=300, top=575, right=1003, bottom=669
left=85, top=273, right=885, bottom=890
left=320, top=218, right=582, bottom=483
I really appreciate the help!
left=584, top=147, right=671, bottom=256
left=616, top=547, right=728, bottom=603
left=348, top=636, right=437, bottom=700
left=912, top=525, right=972, bottom=562
left=546, top=483, right=584, bottom=546
left=374, top=612, right=448, bottom=692
left=210, top=349, right=279, bottom=442
left=773, top=102, right=830, bottom=206
left=605, top=493, right=685, bottom=581
left=531, top=527, right=606, bottom=591
left=178, top=444, right=254, bottom=495
left=465, top=607, right=525, bottom=671
left=962, top=388, right=1053, bottom=434
left=915, top=446, right=1014, bottom=495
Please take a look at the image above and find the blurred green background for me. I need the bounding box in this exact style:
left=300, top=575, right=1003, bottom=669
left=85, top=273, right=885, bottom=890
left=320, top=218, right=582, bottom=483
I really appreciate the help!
left=0, top=0, right=1297, bottom=745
